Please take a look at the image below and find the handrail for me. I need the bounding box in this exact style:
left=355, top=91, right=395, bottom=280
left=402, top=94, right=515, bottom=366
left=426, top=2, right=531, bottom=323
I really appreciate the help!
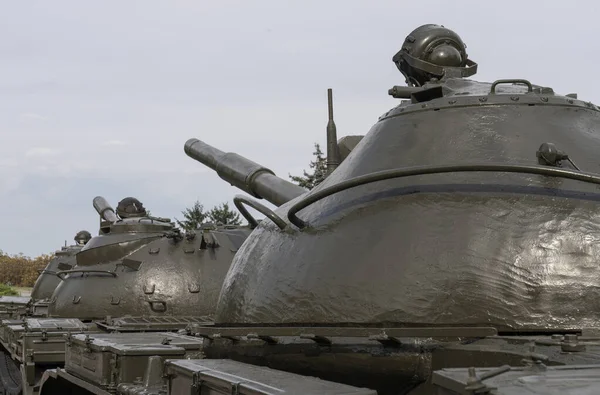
left=233, top=195, right=287, bottom=230
left=287, top=163, right=600, bottom=229
left=56, top=269, right=118, bottom=280
left=490, top=79, right=533, bottom=94
left=37, top=269, right=57, bottom=275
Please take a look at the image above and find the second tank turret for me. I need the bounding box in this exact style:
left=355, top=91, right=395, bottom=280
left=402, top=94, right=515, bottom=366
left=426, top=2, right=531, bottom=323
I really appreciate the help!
left=48, top=196, right=251, bottom=320
left=29, top=230, right=91, bottom=316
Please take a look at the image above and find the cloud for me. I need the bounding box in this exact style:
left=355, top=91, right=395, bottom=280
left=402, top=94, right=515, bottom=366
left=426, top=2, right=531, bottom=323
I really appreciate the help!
left=2, top=0, right=600, bottom=258
left=101, top=140, right=128, bottom=146
left=19, top=112, right=47, bottom=121
left=0, top=175, right=21, bottom=196
left=0, top=158, right=18, bottom=168
left=24, top=147, right=60, bottom=157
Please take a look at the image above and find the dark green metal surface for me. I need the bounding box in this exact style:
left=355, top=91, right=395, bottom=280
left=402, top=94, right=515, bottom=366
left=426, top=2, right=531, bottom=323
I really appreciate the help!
left=185, top=29, right=600, bottom=333
left=30, top=231, right=91, bottom=303
left=177, top=23, right=600, bottom=395
left=48, top=196, right=251, bottom=320
left=26, top=23, right=600, bottom=395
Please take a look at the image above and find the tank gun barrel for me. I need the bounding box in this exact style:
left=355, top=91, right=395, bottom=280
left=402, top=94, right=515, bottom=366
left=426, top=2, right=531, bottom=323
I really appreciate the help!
left=184, top=138, right=306, bottom=207
left=93, top=196, right=118, bottom=223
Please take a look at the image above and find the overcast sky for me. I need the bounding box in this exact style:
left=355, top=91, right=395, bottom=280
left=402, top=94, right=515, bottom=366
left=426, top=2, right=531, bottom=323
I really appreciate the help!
left=1, top=0, right=597, bottom=256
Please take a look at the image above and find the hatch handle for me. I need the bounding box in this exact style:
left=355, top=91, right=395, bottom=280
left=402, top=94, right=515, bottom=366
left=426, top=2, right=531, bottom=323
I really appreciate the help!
left=490, top=79, right=533, bottom=94
left=233, top=195, right=287, bottom=230
left=287, top=163, right=600, bottom=229
left=56, top=269, right=118, bottom=280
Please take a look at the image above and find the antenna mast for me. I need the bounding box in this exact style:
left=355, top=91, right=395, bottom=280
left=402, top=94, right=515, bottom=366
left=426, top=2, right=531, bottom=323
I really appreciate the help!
left=326, top=88, right=341, bottom=176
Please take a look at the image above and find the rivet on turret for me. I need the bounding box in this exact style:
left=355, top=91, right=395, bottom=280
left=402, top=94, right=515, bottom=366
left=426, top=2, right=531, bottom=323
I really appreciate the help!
left=511, top=96, right=520, bottom=101
left=72, top=296, right=81, bottom=304
left=448, top=100, right=457, bottom=104
left=479, top=97, right=487, bottom=102
left=540, top=97, right=548, bottom=102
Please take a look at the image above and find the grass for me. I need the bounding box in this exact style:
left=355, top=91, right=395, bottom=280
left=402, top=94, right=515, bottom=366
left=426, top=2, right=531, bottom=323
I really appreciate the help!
left=0, top=283, right=19, bottom=296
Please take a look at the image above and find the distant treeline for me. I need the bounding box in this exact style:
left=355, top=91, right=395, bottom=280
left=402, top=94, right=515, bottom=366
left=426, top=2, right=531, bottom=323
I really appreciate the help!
left=0, top=250, right=52, bottom=287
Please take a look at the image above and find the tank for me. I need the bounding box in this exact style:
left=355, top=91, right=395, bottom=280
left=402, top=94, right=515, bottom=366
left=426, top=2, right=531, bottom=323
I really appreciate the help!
left=35, top=24, right=600, bottom=395
left=0, top=195, right=251, bottom=395
left=29, top=230, right=91, bottom=316
left=182, top=24, right=600, bottom=393
left=48, top=196, right=250, bottom=320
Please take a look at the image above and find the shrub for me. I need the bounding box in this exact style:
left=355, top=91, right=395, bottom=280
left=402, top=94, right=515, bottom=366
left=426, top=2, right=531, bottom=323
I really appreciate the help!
left=0, top=250, right=53, bottom=287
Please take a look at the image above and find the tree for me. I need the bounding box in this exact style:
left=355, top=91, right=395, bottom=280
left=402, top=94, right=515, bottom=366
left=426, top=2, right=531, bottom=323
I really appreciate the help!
left=208, top=202, right=242, bottom=225
left=175, top=200, right=206, bottom=231
left=289, top=143, right=327, bottom=190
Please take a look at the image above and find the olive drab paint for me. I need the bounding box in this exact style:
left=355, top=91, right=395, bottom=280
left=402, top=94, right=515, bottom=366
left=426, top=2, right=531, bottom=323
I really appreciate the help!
left=49, top=196, right=251, bottom=319
left=31, top=24, right=600, bottom=395
left=180, top=24, right=600, bottom=394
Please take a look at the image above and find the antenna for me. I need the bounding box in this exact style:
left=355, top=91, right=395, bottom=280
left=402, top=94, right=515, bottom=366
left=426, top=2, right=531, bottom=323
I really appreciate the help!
left=326, top=88, right=341, bottom=176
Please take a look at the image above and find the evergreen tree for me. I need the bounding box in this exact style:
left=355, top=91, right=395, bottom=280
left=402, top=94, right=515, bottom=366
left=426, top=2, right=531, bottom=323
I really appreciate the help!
left=175, top=200, right=206, bottom=231
left=288, top=143, right=327, bottom=190
left=208, top=202, right=242, bottom=225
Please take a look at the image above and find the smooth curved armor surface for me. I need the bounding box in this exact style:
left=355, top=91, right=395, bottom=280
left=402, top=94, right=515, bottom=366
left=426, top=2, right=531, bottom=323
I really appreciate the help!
left=30, top=245, right=80, bottom=303
left=49, top=216, right=251, bottom=320
left=213, top=78, right=600, bottom=331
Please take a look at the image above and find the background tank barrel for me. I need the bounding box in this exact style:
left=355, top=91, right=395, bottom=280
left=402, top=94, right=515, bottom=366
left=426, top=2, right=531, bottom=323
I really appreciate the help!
left=184, top=138, right=305, bottom=206
left=92, top=196, right=118, bottom=223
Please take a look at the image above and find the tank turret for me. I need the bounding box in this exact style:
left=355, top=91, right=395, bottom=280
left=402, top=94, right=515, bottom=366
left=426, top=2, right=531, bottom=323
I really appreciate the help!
left=48, top=196, right=251, bottom=320
left=179, top=23, right=600, bottom=394
left=30, top=230, right=91, bottom=311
